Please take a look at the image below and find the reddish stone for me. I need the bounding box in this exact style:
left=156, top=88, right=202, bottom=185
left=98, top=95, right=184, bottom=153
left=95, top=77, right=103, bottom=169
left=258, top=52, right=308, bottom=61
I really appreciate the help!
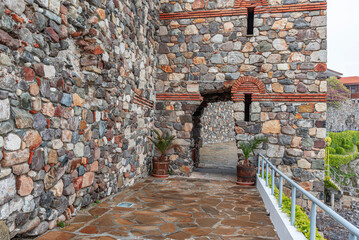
left=192, top=0, right=205, bottom=10
left=23, top=67, right=35, bottom=81
left=23, top=130, right=42, bottom=150
left=69, top=158, right=82, bottom=172
left=93, top=45, right=104, bottom=55
left=73, top=176, right=83, bottom=191
left=61, top=14, right=68, bottom=25
left=76, top=40, right=89, bottom=46
left=124, top=172, right=130, bottom=178
left=89, top=28, right=98, bottom=36
left=42, top=102, right=55, bottom=117
left=59, top=25, right=68, bottom=39
left=54, top=105, right=64, bottom=117
left=95, top=8, right=106, bottom=20
left=0, top=29, right=21, bottom=49
left=314, top=139, right=325, bottom=148
left=71, top=32, right=82, bottom=38
left=45, top=27, right=59, bottom=42
left=88, top=16, right=98, bottom=24
left=89, top=161, right=98, bottom=172
left=60, top=5, right=68, bottom=14
left=29, top=83, right=39, bottom=96
left=162, top=65, right=172, bottom=73
left=12, top=14, right=24, bottom=23
left=315, top=63, right=327, bottom=72
left=16, top=175, right=34, bottom=196
left=82, top=172, right=94, bottom=188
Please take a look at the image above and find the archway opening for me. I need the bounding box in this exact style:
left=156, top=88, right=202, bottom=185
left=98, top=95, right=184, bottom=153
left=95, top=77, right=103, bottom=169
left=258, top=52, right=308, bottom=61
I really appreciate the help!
left=191, top=91, right=238, bottom=180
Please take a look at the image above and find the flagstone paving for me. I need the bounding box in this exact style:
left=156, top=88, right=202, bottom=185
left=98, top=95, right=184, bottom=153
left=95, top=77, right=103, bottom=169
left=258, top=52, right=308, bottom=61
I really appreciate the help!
left=35, top=178, right=278, bottom=240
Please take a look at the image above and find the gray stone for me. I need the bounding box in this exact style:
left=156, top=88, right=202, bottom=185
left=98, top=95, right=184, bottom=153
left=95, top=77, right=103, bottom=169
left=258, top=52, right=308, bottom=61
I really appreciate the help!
left=25, top=221, right=49, bottom=236
left=3, top=0, right=25, bottom=15
left=0, top=99, right=10, bottom=122
left=267, top=144, right=285, bottom=158
left=228, top=52, right=244, bottom=64
left=0, top=174, right=16, bottom=205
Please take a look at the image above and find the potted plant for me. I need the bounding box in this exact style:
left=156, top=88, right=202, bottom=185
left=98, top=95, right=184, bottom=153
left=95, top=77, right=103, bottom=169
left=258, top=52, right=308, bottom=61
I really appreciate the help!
left=150, top=129, right=182, bottom=178
left=237, top=136, right=268, bottom=186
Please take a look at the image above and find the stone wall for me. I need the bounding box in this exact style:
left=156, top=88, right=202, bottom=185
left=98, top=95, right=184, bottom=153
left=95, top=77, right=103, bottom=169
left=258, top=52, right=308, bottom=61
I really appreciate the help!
left=200, top=101, right=235, bottom=145
left=327, top=101, right=359, bottom=132
left=155, top=0, right=328, bottom=202
left=0, top=0, right=158, bottom=237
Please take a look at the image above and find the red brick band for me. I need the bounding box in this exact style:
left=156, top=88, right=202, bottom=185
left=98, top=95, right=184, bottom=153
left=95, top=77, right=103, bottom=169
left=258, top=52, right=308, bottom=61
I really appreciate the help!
left=232, top=93, right=327, bottom=102
left=159, top=3, right=326, bottom=20
left=133, top=94, right=154, bottom=109
left=156, top=93, right=203, bottom=102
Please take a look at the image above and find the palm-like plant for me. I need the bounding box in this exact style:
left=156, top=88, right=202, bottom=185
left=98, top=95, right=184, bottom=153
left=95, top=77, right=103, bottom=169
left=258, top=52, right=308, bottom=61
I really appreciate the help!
left=150, top=129, right=182, bottom=161
left=239, top=136, right=268, bottom=166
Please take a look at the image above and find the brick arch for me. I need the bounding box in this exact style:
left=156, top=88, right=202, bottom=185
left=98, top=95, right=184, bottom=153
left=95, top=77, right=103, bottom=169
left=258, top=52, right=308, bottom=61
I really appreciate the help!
left=234, top=0, right=269, bottom=8
left=231, top=77, right=266, bottom=101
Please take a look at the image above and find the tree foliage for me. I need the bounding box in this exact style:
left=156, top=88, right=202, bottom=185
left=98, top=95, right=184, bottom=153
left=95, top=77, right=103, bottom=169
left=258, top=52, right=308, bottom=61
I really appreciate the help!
left=327, top=77, right=349, bottom=107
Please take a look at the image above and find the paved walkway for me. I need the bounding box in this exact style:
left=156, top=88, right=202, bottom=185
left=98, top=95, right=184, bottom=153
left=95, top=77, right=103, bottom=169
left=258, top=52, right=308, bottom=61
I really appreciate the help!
left=36, top=178, right=278, bottom=240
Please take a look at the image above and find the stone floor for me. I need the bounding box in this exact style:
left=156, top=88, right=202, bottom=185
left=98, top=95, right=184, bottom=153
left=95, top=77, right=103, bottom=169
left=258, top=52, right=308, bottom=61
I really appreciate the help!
left=35, top=178, right=278, bottom=240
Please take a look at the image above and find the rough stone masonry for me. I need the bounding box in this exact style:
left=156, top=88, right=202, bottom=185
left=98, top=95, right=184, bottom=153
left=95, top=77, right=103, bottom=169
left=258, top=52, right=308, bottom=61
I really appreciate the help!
left=0, top=0, right=159, bottom=237
left=0, top=0, right=327, bottom=237
left=155, top=0, right=327, bottom=206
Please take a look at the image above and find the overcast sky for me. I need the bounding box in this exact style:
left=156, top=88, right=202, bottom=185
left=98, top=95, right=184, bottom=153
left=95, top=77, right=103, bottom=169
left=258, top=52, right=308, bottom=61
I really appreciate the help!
left=328, top=0, right=359, bottom=77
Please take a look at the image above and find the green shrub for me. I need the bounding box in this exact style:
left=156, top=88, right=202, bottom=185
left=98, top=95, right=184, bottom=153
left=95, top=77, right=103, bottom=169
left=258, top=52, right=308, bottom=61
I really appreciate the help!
left=324, top=176, right=339, bottom=190
left=330, top=151, right=358, bottom=168
left=335, top=147, right=345, bottom=154
left=343, top=143, right=353, bottom=150
left=261, top=173, right=325, bottom=240
left=356, top=141, right=359, bottom=146
left=328, top=147, right=336, bottom=154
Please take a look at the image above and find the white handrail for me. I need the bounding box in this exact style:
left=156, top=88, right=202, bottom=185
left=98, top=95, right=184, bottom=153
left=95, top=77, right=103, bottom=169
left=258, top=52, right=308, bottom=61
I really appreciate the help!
left=258, top=153, right=359, bottom=240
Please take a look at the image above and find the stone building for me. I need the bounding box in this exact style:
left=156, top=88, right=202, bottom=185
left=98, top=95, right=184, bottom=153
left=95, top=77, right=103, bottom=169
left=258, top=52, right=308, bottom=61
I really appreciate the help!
left=155, top=0, right=327, bottom=199
left=0, top=0, right=327, bottom=237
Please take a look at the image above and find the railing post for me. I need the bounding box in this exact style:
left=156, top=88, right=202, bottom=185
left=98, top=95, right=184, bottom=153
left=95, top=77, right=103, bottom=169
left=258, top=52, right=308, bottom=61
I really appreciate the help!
left=258, top=155, right=261, bottom=175
left=271, top=168, right=275, bottom=195
left=310, top=202, right=317, bottom=240
left=261, top=156, right=265, bottom=179
left=266, top=162, right=269, bottom=186
left=279, top=176, right=283, bottom=208
left=291, top=187, right=296, bottom=226
left=349, top=233, right=357, bottom=240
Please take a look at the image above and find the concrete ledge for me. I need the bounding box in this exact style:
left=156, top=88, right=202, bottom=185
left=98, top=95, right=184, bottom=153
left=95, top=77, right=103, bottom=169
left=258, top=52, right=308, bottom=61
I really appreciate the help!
left=257, top=175, right=307, bottom=240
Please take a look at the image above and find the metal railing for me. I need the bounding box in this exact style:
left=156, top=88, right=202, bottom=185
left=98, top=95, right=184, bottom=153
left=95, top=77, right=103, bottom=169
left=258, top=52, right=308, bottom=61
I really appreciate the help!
left=258, top=153, right=359, bottom=240
left=325, top=164, right=359, bottom=198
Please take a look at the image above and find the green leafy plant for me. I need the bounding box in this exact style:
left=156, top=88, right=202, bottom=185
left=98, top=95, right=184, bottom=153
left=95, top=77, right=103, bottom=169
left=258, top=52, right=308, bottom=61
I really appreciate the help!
left=149, top=129, right=182, bottom=161
left=328, top=147, right=336, bottom=154
left=324, top=176, right=339, bottom=191
left=95, top=200, right=100, bottom=204
left=335, top=147, right=345, bottom=154
left=262, top=173, right=325, bottom=240
left=239, top=136, right=268, bottom=166
left=57, top=221, right=69, bottom=229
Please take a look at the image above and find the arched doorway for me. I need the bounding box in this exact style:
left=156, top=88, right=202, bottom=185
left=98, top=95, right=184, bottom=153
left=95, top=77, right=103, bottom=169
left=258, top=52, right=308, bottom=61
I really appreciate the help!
left=191, top=91, right=238, bottom=180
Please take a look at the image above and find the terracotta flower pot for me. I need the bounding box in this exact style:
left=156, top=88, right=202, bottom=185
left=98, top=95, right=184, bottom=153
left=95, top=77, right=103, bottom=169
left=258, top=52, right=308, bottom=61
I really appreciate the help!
left=236, top=163, right=256, bottom=186
left=152, top=156, right=170, bottom=178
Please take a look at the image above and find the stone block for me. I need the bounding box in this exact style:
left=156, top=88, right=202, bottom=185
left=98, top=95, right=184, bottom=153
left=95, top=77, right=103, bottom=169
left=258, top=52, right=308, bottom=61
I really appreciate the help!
left=0, top=99, right=10, bottom=122
left=16, top=175, right=34, bottom=197
left=262, top=120, right=280, bottom=134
